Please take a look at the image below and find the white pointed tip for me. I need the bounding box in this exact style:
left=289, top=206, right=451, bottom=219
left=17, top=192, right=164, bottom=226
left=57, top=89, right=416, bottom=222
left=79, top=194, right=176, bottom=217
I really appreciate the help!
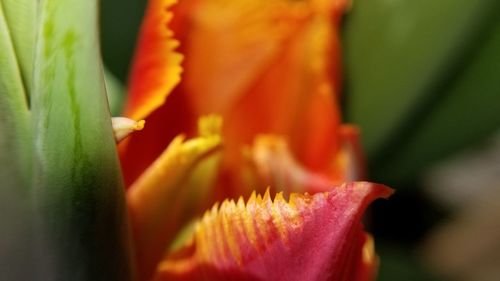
left=112, top=117, right=145, bottom=143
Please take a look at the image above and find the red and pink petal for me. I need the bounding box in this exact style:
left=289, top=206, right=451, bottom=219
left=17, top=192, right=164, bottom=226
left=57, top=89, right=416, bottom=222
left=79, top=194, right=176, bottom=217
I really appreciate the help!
left=154, top=182, right=392, bottom=281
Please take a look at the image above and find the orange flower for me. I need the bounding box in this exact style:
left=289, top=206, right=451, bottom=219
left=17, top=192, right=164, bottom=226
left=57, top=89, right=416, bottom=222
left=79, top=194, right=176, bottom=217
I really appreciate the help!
left=118, top=0, right=392, bottom=280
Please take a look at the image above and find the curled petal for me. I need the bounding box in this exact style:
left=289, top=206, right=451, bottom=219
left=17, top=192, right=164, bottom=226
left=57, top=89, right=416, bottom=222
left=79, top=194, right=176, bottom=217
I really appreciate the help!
left=154, top=182, right=392, bottom=281
left=246, top=132, right=365, bottom=195
left=127, top=115, right=223, bottom=281
left=124, top=0, right=183, bottom=120
left=246, top=135, right=332, bottom=194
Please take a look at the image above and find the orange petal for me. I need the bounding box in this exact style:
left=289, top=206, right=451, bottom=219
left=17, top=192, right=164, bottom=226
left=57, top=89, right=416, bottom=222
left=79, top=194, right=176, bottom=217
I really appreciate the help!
left=119, top=88, right=197, bottom=187
left=245, top=133, right=365, bottom=195
left=127, top=116, right=222, bottom=281
left=172, top=0, right=348, bottom=171
left=352, top=234, right=379, bottom=281
left=124, top=0, right=183, bottom=120
left=154, top=182, right=392, bottom=281
left=179, top=0, right=310, bottom=115
left=246, top=135, right=332, bottom=194
left=121, top=0, right=351, bottom=193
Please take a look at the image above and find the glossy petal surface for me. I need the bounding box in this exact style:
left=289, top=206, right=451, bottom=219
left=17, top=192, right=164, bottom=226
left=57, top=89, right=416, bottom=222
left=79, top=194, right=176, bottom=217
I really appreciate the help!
left=154, top=182, right=392, bottom=281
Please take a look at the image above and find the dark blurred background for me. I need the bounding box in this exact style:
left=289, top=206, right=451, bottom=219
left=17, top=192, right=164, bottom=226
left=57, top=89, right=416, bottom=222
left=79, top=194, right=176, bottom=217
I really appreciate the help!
left=100, top=1, right=500, bottom=280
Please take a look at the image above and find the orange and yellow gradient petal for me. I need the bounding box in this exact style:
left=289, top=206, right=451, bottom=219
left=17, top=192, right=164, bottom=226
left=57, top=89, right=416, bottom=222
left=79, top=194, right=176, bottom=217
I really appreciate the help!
left=124, top=0, right=183, bottom=121
left=127, top=116, right=222, bottom=281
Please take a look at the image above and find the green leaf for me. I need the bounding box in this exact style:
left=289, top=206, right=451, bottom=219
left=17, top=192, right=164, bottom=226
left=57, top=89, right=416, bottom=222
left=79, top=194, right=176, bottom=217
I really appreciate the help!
left=32, top=0, right=133, bottom=280
left=1, top=0, right=38, bottom=95
left=0, top=4, right=35, bottom=280
left=343, top=0, right=500, bottom=184
left=372, top=17, right=500, bottom=183
left=0, top=1, right=31, bottom=187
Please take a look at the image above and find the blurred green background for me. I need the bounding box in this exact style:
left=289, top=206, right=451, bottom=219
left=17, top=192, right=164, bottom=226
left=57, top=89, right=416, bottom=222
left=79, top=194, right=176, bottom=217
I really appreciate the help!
left=100, top=1, right=500, bottom=280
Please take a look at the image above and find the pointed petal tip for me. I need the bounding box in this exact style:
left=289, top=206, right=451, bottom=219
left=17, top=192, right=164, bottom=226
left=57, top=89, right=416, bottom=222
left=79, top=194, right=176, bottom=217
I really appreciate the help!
left=353, top=181, right=394, bottom=199
left=197, top=114, right=223, bottom=137
left=112, top=117, right=146, bottom=143
left=126, top=128, right=223, bottom=281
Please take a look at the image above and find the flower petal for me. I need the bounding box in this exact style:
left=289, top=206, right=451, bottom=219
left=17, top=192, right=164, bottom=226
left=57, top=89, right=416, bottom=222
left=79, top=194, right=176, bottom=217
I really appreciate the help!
left=124, top=0, right=183, bottom=120
left=154, top=182, right=392, bottom=281
left=119, top=89, right=197, bottom=187
left=246, top=135, right=333, bottom=194
left=120, top=0, right=352, bottom=191
left=327, top=125, right=366, bottom=182
left=127, top=115, right=222, bottom=281
left=352, top=234, right=378, bottom=281
left=177, top=0, right=309, bottom=114
left=174, top=0, right=347, bottom=171
left=112, top=117, right=145, bottom=143
left=245, top=131, right=365, bottom=195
